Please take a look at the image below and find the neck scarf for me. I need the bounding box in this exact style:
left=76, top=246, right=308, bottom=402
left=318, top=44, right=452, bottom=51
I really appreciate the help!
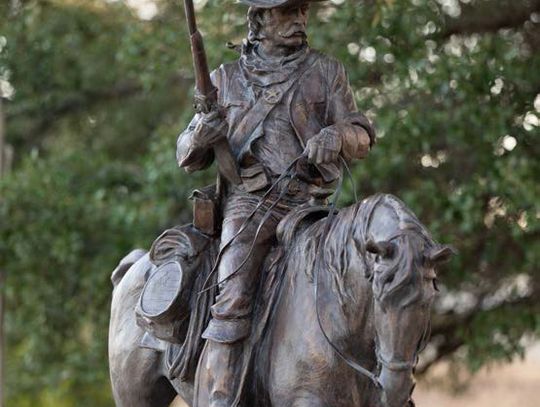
left=239, top=41, right=310, bottom=87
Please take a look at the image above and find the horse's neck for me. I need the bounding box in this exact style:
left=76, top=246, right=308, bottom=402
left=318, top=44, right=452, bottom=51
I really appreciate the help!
left=302, top=206, right=375, bottom=346
left=326, top=249, right=374, bottom=342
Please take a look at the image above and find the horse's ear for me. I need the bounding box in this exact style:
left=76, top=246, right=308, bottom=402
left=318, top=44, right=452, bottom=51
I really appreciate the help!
left=424, top=245, right=456, bottom=266
left=366, top=239, right=395, bottom=258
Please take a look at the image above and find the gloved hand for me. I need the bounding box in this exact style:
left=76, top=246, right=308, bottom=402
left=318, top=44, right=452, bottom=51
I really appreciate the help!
left=305, top=126, right=342, bottom=165
left=193, top=110, right=228, bottom=147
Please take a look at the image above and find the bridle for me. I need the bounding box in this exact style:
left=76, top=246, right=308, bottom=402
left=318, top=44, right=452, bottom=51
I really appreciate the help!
left=377, top=352, right=417, bottom=372
left=314, top=201, right=428, bottom=393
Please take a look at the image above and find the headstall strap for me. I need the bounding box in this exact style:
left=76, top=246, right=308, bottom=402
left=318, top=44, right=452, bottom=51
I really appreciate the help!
left=376, top=351, right=416, bottom=372
left=385, top=228, right=421, bottom=244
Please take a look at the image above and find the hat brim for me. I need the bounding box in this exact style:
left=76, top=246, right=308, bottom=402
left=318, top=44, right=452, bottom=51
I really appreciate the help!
left=240, top=0, right=327, bottom=9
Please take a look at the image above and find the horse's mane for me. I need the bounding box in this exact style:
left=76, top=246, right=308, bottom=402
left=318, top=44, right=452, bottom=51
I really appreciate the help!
left=374, top=195, right=439, bottom=307
left=294, top=194, right=438, bottom=307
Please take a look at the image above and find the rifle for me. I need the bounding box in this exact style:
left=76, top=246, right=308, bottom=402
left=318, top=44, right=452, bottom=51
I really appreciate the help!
left=183, top=0, right=241, bottom=185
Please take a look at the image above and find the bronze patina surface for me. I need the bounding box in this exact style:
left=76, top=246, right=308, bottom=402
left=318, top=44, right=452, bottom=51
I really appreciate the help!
left=108, top=1, right=453, bottom=406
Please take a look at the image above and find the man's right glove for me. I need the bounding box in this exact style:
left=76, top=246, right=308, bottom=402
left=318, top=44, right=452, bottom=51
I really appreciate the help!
left=192, top=110, right=229, bottom=148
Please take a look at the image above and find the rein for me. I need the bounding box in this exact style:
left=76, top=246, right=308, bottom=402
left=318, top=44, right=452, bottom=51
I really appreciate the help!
left=196, top=152, right=422, bottom=389
left=198, top=154, right=305, bottom=295
left=313, top=160, right=381, bottom=389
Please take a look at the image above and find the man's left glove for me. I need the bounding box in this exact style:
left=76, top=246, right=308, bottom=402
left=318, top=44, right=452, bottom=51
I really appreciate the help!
left=305, top=126, right=342, bottom=165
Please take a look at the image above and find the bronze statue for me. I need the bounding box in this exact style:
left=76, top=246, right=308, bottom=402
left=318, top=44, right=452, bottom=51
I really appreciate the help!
left=108, top=1, right=454, bottom=406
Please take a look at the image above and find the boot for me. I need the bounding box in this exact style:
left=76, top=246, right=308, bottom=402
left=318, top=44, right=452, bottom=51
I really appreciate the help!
left=205, top=340, right=244, bottom=407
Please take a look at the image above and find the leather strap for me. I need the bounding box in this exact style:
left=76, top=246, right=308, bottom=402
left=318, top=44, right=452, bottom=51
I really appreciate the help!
left=228, top=53, right=318, bottom=158
left=213, top=138, right=242, bottom=185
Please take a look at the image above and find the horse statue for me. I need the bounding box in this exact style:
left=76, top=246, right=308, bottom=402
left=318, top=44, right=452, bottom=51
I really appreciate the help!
left=109, top=193, right=453, bottom=407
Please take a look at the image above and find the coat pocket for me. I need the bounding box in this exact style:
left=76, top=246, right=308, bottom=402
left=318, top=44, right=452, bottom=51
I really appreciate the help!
left=240, top=163, right=270, bottom=193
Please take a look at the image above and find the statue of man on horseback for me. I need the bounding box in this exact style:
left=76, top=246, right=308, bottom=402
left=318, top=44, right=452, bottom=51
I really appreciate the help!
left=108, top=1, right=455, bottom=406
left=177, top=0, right=374, bottom=404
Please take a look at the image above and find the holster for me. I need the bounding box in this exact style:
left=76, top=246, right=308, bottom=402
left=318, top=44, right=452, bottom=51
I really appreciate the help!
left=190, top=184, right=221, bottom=236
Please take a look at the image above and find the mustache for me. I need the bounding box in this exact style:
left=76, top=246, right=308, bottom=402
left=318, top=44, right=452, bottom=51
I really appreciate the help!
left=278, top=25, right=307, bottom=38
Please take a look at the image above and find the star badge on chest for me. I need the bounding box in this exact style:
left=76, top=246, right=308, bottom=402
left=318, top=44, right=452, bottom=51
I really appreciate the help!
left=263, top=88, right=282, bottom=104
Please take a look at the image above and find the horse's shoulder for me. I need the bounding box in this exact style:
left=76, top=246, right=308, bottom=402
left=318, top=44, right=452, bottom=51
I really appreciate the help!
left=276, top=205, right=330, bottom=246
left=111, top=248, right=147, bottom=286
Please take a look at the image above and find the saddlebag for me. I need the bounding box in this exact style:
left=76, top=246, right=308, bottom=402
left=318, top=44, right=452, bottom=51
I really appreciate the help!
left=135, top=224, right=219, bottom=380
left=135, top=225, right=213, bottom=343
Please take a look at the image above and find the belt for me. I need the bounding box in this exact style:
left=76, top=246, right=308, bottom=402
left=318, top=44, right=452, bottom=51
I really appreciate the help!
left=237, top=163, right=335, bottom=201
left=272, top=177, right=334, bottom=203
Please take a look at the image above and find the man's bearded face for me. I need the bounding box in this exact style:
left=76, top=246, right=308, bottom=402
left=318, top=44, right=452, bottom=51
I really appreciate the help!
left=260, top=4, right=310, bottom=49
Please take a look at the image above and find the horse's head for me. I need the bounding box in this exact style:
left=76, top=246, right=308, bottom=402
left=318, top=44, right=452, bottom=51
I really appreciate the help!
left=351, top=194, right=454, bottom=406
left=367, top=234, right=453, bottom=406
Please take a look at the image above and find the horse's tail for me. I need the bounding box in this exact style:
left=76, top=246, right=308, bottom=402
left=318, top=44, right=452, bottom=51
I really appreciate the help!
left=111, top=249, right=147, bottom=287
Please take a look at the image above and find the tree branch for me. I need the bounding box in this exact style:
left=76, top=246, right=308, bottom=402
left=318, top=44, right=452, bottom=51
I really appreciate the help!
left=417, top=286, right=540, bottom=375
left=5, top=73, right=191, bottom=146
left=442, top=0, right=540, bottom=38
left=7, top=73, right=190, bottom=121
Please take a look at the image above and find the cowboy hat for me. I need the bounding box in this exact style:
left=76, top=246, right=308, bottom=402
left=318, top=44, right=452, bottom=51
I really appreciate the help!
left=239, top=0, right=326, bottom=8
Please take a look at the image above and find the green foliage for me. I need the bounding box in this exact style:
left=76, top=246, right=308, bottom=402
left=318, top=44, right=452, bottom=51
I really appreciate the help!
left=1, top=0, right=539, bottom=404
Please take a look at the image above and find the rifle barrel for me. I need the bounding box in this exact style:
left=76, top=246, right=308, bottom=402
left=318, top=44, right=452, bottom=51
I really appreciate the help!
left=182, top=0, right=215, bottom=102
left=180, top=0, right=241, bottom=185
left=183, top=0, right=197, bottom=35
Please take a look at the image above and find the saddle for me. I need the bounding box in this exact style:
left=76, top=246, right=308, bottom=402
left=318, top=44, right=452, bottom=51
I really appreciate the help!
left=135, top=186, right=329, bottom=382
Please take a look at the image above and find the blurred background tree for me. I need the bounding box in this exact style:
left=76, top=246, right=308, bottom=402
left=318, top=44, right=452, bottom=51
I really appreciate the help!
left=0, top=0, right=538, bottom=405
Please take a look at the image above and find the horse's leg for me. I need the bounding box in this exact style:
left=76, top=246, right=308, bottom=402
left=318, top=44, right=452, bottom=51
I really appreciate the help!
left=111, top=354, right=177, bottom=407
left=109, top=251, right=178, bottom=407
